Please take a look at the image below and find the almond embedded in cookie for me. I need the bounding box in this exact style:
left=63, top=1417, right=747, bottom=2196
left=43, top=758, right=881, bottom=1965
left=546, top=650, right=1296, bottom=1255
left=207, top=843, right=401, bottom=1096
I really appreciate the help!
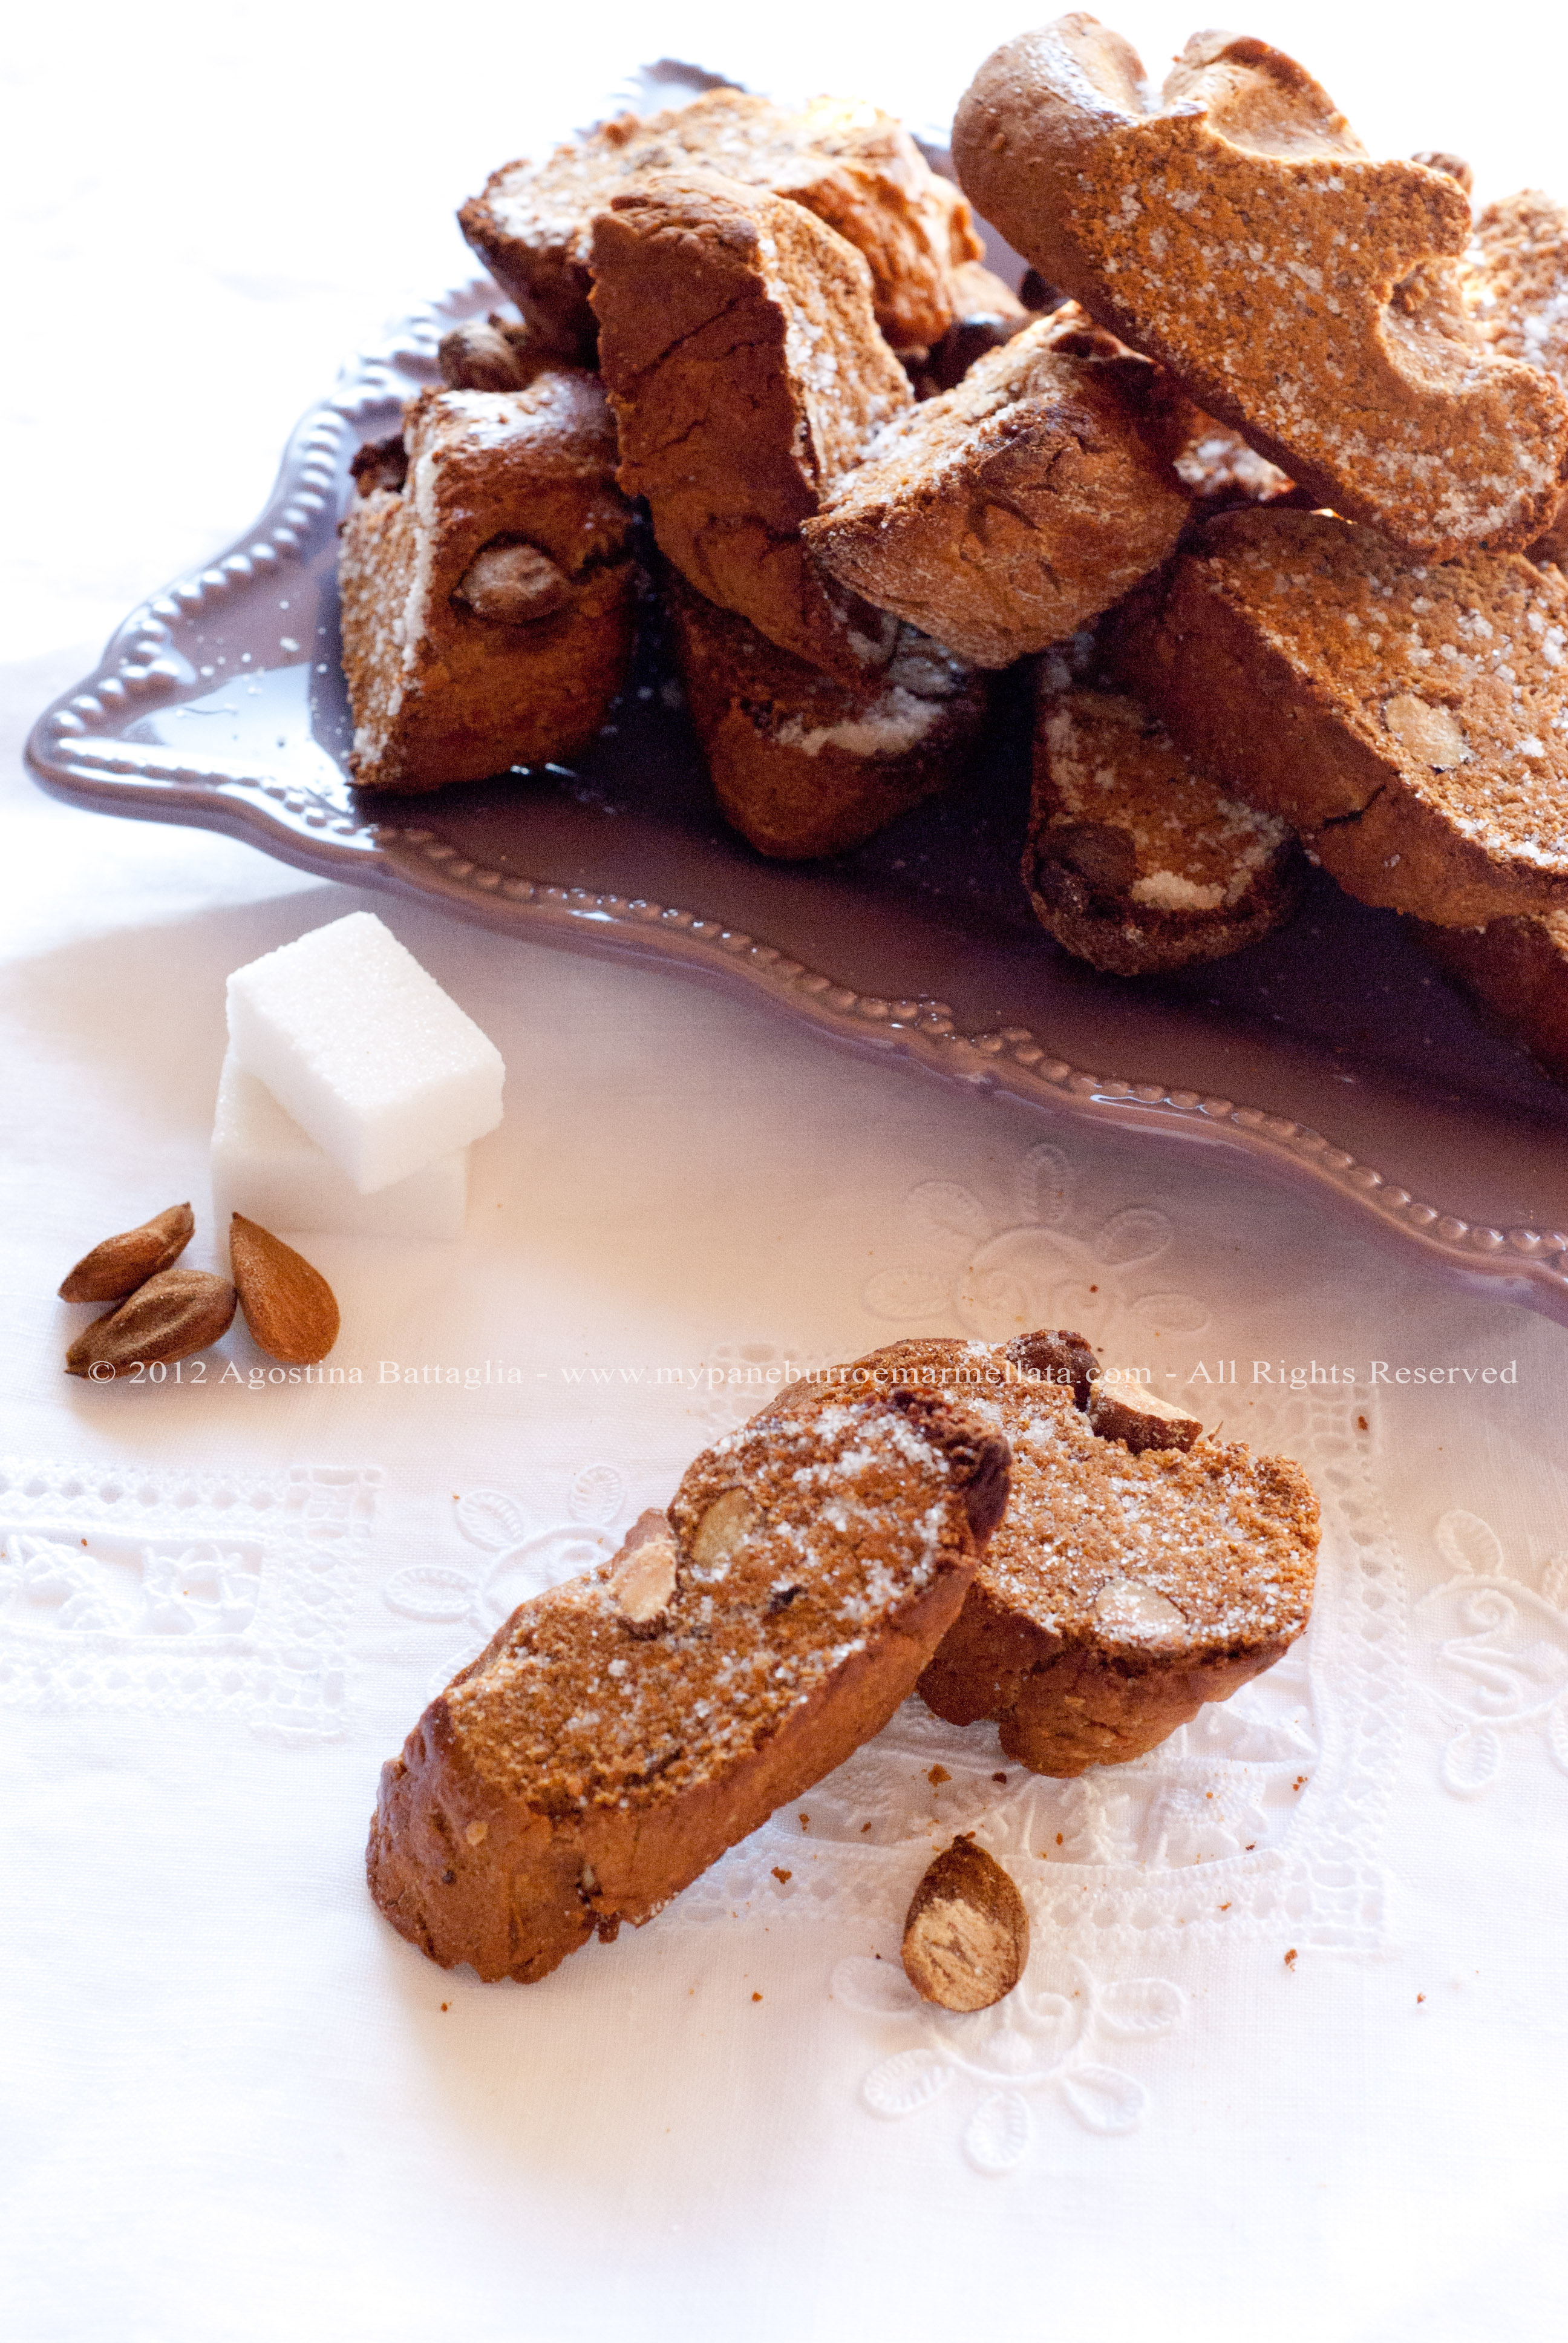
left=366, top=1386, right=1010, bottom=1982
left=462, top=88, right=985, bottom=360
left=1123, top=506, right=1568, bottom=926
left=952, top=19, right=1568, bottom=558
left=590, top=169, right=913, bottom=685
left=664, top=565, right=990, bottom=859
left=1026, top=681, right=1304, bottom=973
left=339, top=377, right=635, bottom=791
left=803, top=313, right=1193, bottom=669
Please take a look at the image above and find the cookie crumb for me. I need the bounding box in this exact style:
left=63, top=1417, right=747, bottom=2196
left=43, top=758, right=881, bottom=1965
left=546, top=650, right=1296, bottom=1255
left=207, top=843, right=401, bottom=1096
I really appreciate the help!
left=928, top=1765, right=951, bottom=1786
left=771, top=1867, right=792, bottom=1884
left=1284, top=1948, right=1299, bottom=1970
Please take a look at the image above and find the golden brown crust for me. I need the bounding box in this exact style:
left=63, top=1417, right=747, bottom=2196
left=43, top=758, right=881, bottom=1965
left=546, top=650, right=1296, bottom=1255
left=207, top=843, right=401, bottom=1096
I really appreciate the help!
left=1122, top=507, right=1568, bottom=926
left=1414, top=908, right=1568, bottom=1083
left=1025, top=682, right=1304, bottom=974
left=460, top=89, right=984, bottom=358
left=590, top=170, right=911, bottom=685
left=663, top=565, right=990, bottom=858
left=952, top=19, right=1568, bottom=557
left=803, top=315, right=1192, bottom=668
left=338, top=378, right=635, bottom=791
left=366, top=1387, right=1010, bottom=1981
left=809, top=1334, right=1319, bottom=1777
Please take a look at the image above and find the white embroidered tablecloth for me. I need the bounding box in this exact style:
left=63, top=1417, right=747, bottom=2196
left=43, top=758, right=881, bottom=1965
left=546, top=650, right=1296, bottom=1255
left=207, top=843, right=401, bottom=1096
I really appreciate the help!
left=8, top=5, right=1568, bottom=2337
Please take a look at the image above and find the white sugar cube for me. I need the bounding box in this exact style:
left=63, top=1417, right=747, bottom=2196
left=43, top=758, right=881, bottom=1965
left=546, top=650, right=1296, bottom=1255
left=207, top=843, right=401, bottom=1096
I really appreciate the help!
left=212, top=1055, right=469, bottom=1239
left=225, top=912, right=503, bottom=1193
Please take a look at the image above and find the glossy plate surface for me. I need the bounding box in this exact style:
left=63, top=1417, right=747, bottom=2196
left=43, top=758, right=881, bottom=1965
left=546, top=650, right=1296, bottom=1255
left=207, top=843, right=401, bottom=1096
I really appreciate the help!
left=25, top=270, right=1568, bottom=1326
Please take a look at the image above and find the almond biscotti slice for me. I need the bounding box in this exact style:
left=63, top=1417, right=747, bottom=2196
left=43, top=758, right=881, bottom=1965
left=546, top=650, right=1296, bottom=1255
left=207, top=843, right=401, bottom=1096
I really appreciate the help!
left=339, top=377, right=635, bottom=791
left=367, top=1387, right=1010, bottom=1982
left=952, top=19, right=1568, bottom=557
left=1462, top=191, right=1568, bottom=559
left=1027, top=683, right=1304, bottom=973
left=664, top=566, right=990, bottom=859
left=1415, top=909, right=1568, bottom=1084
left=1123, top=506, right=1568, bottom=925
left=460, top=88, right=984, bottom=361
left=802, top=313, right=1192, bottom=669
left=589, top=169, right=912, bottom=686
left=822, top=1335, right=1319, bottom=1777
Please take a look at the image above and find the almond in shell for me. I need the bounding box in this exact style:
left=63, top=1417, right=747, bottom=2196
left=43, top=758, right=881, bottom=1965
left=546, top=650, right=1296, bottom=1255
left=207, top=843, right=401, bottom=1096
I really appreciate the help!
left=58, top=1202, right=195, bottom=1302
left=66, top=1267, right=237, bottom=1378
left=230, top=1215, right=339, bottom=1365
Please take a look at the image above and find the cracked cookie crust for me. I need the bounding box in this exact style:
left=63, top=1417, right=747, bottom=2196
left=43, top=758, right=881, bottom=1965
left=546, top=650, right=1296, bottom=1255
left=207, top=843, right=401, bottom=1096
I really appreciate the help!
left=1119, top=507, right=1568, bottom=925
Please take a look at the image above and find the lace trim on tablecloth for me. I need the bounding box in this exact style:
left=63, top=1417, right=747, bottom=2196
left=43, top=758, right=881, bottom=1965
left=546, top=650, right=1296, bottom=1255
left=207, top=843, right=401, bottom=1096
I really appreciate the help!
left=0, top=1459, right=379, bottom=1741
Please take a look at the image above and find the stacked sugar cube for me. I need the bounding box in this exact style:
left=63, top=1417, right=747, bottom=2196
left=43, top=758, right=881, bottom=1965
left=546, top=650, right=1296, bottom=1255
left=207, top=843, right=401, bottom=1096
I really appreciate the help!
left=213, top=913, right=504, bottom=1239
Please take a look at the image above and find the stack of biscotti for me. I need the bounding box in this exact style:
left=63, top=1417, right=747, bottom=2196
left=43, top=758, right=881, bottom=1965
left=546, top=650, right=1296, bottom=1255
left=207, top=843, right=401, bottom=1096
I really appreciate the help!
left=337, top=90, right=1002, bottom=842
left=946, top=17, right=1568, bottom=1059
left=338, top=28, right=1568, bottom=1066
left=341, top=76, right=1272, bottom=862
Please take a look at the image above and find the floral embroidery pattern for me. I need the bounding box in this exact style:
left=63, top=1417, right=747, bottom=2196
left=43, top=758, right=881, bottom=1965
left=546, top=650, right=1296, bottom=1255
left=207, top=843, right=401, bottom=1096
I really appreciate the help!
left=0, top=1529, right=261, bottom=1636
left=861, top=1144, right=1209, bottom=1358
left=1420, top=1510, right=1568, bottom=1796
left=834, top=1946, right=1183, bottom=2175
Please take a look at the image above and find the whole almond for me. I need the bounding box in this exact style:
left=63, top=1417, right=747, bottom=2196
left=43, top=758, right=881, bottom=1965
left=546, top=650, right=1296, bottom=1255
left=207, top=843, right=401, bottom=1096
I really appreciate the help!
left=901, top=1835, right=1030, bottom=2013
left=66, top=1267, right=237, bottom=1378
left=58, top=1202, right=195, bottom=1302
left=230, top=1215, right=339, bottom=1365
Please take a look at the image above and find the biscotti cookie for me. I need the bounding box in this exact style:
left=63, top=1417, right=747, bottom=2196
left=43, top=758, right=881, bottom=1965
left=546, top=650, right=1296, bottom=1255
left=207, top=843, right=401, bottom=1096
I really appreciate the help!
left=664, top=565, right=991, bottom=858
left=953, top=20, right=1568, bottom=557
left=366, top=1387, right=1010, bottom=1982
left=1462, top=191, right=1568, bottom=559
left=461, top=88, right=984, bottom=359
left=590, top=170, right=912, bottom=686
left=1027, top=684, right=1304, bottom=973
left=802, top=314, right=1192, bottom=668
left=1414, top=909, right=1568, bottom=1084
left=340, top=378, right=635, bottom=791
left=824, top=1335, right=1318, bottom=1776
left=1122, top=507, right=1568, bottom=926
